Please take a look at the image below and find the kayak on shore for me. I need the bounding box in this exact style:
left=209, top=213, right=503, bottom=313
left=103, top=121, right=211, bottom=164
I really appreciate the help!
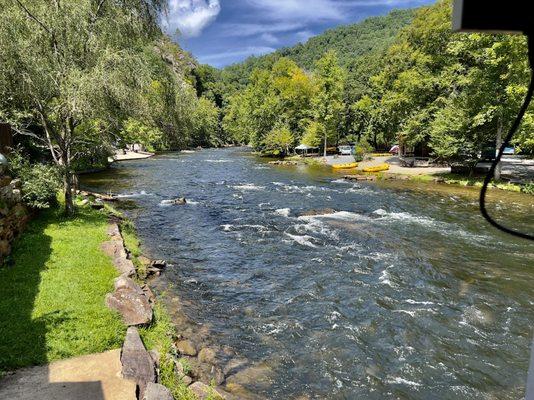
left=362, top=163, right=390, bottom=173
left=332, top=162, right=358, bottom=170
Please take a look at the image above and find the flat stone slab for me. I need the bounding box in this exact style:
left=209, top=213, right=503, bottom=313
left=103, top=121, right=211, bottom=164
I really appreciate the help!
left=121, top=327, right=156, bottom=398
left=106, top=280, right=153, bottom=326
left=0, top=349, right=136, bottom=400
left=143, top=382, right=173, bottom=400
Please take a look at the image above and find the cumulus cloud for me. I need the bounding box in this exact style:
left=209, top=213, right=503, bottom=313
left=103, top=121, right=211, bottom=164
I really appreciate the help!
left=246, top=0, right=344, bottom=22
left=199, top=46, right=276, bottom=66
left=166, top=0, right=221, bottom=38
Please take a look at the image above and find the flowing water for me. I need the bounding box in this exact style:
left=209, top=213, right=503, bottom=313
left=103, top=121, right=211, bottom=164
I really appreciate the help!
left=82, top=148, right=534, bottom=399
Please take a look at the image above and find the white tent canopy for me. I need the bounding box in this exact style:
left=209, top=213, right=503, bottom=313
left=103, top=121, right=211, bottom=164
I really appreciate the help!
left=295, top=144, right=318, bottom=150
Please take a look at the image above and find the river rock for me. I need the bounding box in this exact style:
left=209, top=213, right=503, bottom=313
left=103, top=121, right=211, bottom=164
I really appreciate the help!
left=198, top=347, right=217, bottom=364
left=298, top=208, right=337, bottom=217
left=121, top=327, right=156, bottom=399
left=106, top=282, right=153, bottom=326
left=223, top=358, right=248, bottom=376
left=91, top=201, right=105, bottom=210
left=189, top=382, right=226, bottom=400
left=151, top=259, right=167, bottom=269
left=141, top=284, right=156, bottom=303
left=114, top=276, right=143, bottom=293
left=143, top=382, right=173, bottom=400
left=268, top=160, right=298, bottom=166
left=343, top=174, right=377, bottom=181
left=175, top=339, right=197, bottom=356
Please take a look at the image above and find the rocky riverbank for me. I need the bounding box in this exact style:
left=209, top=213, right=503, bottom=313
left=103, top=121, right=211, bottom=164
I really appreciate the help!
left=83, top=192, right=249, bottom=400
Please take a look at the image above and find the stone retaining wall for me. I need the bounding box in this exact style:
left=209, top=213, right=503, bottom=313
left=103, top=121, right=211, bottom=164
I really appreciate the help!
left=0, top=173, right=29, bottom=265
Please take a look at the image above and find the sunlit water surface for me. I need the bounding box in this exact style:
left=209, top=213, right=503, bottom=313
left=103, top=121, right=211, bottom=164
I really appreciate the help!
left=82, top=148, right=534, bottom=399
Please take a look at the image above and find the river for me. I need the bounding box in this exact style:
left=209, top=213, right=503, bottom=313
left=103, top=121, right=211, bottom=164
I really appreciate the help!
left=82, top=148, right=534, bottom=399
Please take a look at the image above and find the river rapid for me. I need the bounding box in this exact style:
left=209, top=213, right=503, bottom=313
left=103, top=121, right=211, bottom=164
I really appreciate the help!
left=82, top=148, right=534, bottom=400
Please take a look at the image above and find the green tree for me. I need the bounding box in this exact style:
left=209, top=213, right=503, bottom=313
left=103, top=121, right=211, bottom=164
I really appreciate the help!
left=301, top=121, right=325, bottom=148
left=263, top=125, right=294, bottom=156
left=0, top=0, right=166, bottom=214
left=313, top=51, right=345, bottom=156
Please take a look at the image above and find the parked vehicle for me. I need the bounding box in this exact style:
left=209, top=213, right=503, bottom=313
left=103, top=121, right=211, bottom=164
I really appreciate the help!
left=503, top=147, right=515, bottom=155
left=338, top=145, right=354, bottom=155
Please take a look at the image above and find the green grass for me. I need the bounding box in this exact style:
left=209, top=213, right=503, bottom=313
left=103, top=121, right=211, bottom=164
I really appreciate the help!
left=0, top=205, right=126, bottom=372
left=409, top=173, right=526, bottom=193
left=139, top=303, right=197, bottom=400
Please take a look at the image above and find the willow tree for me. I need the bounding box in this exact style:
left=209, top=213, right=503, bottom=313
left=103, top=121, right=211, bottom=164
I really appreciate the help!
left=0, top=0, right=166, bottom=214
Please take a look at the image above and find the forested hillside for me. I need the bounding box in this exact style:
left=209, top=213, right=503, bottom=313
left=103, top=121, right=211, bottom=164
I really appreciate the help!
left=220, top=9, right=416, bottom=94
left=219, top=0, right=534, bottom=165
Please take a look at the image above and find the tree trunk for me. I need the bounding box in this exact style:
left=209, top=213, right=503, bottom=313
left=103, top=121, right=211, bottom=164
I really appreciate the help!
left=63, top=170, right=75, bottom=216
left=494, top=118, right=503, bottom=181
left=323, top=131, right=327, bottom=158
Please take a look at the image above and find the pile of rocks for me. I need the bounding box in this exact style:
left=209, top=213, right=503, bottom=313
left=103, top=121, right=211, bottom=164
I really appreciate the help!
left=268, top=160, right=298, bottom=166
left=0, top=175, right=29, bottom=265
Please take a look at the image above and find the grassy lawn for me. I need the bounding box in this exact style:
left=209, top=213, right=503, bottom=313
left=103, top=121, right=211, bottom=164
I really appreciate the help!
left=0, top=206, right=125, bottom=373
left=409, top=173, right=532, bottom=193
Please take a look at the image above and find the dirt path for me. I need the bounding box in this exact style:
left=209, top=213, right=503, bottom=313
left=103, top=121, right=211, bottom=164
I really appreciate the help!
left=0, top=350, right=136, bottom=400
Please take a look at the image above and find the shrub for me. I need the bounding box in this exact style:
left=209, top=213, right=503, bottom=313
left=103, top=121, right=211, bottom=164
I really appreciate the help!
left=8, top=151, right=61, bottom=209
left=521, top=183, right=534, bottom=195
left=353, top=140, right=373, bottom=162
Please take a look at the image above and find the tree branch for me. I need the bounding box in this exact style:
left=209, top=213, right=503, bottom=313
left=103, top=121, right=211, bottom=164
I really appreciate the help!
left=13, top=0, right=52, bottom=35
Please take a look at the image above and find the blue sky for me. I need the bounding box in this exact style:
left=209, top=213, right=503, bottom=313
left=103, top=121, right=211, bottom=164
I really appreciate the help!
left=163, top=0, right=436, bottom=68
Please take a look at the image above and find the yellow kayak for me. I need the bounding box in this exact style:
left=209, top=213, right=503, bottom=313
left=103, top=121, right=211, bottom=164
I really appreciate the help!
left=362, top=163, right=390, bottom=173
left=332, top=162, right=358, bottom=170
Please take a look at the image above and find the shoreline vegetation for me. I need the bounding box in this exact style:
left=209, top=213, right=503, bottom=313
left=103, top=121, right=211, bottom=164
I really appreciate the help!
left=0, top=196, right=229, bottom=400
left=267, top=154, right=533, bottom=195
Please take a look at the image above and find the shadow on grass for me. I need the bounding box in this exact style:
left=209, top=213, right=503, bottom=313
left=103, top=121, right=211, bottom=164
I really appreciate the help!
left=0, top=206, right=124, bottom=399
left=0, top=208, right=52, bottom=371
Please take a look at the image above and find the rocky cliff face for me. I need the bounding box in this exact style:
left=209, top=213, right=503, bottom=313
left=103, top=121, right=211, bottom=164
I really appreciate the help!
left=0, top=169, right=29, bottom=264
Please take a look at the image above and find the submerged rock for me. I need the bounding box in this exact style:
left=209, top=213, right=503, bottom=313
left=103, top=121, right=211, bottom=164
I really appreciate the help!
left=175, top=339, right=197, bottom=356
left=298, top=208, right=337, bottom=217
left=189, top=381, right=232, bottom=400
left=198, top=347, right=217, bottom=364
left=343, top=174, right=377, bottom=181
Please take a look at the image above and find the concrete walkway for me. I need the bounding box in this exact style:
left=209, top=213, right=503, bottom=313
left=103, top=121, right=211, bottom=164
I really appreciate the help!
left=0, top=350, right=136, bottom=400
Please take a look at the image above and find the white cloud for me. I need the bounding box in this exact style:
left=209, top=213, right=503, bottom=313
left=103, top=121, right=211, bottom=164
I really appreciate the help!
left=296, top=30, right=315, bottom=43
left=165, top=0, right=221, bottom=38
left=246, top=0, right=344, bottom=22
left=219, top=22, right=305, bottom=37
left=198, top=46, right=277, bottom=66
left=260, top=33, right=279, bottom=44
